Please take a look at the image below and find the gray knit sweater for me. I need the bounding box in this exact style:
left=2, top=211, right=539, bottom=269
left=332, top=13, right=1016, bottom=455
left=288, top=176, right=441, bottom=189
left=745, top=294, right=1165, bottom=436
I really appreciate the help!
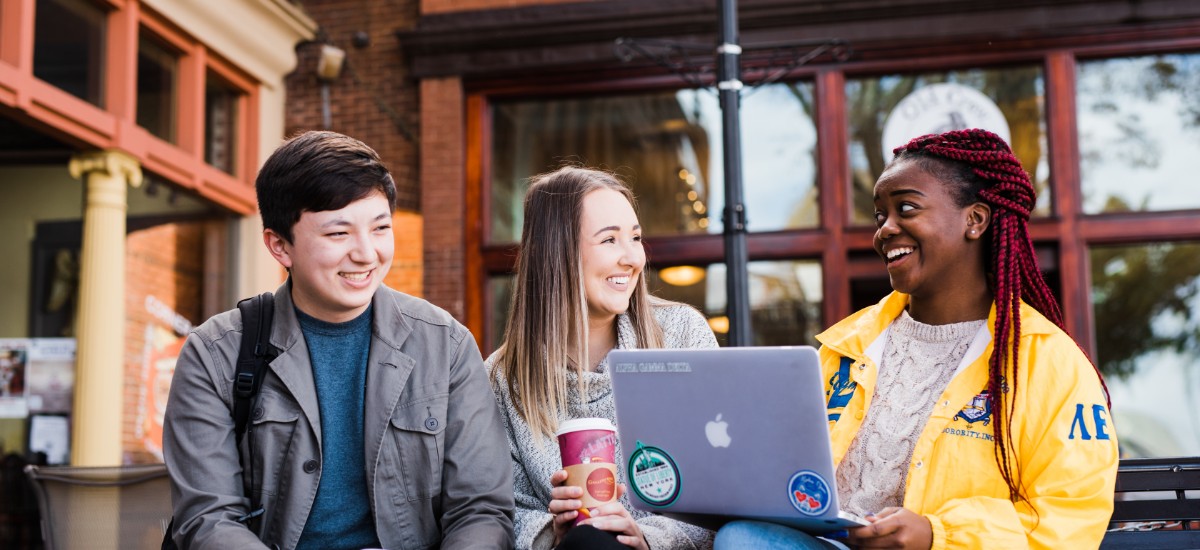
left=487, top=303, right=719, bottom=550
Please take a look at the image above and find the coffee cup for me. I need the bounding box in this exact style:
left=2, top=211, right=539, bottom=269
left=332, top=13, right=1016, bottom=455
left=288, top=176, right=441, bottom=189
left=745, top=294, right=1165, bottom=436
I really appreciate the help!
left=555, top=418, right=619, bottom=517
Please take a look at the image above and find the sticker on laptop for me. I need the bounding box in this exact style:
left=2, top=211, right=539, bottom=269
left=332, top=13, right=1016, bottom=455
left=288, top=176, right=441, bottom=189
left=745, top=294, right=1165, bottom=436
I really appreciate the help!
left=788, top=470, right=831, bottom=516
left=627, top=441, right=681, bottom=507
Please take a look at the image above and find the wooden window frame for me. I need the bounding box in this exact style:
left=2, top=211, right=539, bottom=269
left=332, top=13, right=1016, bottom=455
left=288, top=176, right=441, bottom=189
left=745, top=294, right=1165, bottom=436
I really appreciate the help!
left=467, top=28, right=1200, bottom=355
left=0, top=0, right=262, bottom=215
left=137, top=6, right=259, bottom=210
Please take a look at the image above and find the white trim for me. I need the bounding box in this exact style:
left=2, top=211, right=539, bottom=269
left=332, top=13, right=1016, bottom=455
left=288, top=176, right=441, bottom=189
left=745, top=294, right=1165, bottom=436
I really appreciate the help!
left=142, top=0, right=318, bottom=86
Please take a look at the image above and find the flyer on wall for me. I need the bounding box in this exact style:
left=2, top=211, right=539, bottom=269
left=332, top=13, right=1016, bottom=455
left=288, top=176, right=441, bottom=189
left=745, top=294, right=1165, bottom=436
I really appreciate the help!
left=28, top=413, right=70, bottom=465
left=26, top=338, right=76, bottom=414
left=0, top=339, right=30, bottom=418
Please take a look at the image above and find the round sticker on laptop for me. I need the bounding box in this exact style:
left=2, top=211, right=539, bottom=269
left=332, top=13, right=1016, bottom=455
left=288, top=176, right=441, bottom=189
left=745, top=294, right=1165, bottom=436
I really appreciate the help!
left=788, top=470, right=831, bottom=516
left=628, top=441, right=681, bottom=507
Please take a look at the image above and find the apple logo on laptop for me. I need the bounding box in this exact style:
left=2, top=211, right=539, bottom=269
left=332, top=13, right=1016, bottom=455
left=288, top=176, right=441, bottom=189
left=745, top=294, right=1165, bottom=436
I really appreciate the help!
left=705, top=414, right=731, bottom=448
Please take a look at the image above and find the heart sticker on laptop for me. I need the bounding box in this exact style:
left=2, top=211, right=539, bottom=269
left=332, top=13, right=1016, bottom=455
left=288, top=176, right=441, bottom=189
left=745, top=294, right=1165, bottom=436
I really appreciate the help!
left=788, top=470, right=832, bottom=516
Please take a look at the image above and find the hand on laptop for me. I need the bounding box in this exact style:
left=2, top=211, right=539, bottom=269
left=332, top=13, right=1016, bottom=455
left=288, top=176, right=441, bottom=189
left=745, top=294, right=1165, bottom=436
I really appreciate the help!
left=844, top=507, right=932, bottom=550
left=548, top=470, right=648, bottom=549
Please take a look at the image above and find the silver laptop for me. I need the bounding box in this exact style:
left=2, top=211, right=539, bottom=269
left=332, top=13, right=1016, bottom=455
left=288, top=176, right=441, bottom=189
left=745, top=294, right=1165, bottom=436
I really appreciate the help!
left=608, top=346, right=868, bottom=534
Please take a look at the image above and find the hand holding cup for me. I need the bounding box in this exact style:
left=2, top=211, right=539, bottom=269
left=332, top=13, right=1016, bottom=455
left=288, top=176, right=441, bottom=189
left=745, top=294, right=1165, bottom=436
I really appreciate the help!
left=555, top=418, right=618, bottom=521
left=555, top=418, right=620, bottom=515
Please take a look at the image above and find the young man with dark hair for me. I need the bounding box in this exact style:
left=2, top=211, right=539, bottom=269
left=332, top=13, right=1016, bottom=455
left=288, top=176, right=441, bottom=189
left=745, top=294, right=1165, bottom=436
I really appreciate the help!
left=164, top=131, right=514, bottom=550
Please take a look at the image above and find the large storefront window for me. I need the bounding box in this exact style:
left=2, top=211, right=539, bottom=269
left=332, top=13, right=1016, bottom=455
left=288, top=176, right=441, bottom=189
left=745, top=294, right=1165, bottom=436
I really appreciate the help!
left=1077, top=53, right=1200, bottom=214
left=1091, top=241, right=1200, bottom=457
left=490, top=82, right=817, bottom=243
left=712, top=84, right=818, bottom=233
left=33, top=0, right=107, bottom=107
left=845, top=66, right=1049, bottom=224
left=486, top=261, right=823, bottom=352
left=647, top=261, right=823, bottom=347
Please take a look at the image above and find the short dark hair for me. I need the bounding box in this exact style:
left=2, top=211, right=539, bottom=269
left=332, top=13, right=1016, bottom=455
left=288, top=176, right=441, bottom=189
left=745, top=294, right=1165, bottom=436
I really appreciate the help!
left=255, top=131, right=397, bottom=242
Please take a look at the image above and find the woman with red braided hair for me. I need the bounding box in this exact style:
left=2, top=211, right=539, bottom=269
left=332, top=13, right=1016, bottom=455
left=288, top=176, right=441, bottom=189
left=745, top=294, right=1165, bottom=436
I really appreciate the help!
left=715, top=128, right=1118, bottom=550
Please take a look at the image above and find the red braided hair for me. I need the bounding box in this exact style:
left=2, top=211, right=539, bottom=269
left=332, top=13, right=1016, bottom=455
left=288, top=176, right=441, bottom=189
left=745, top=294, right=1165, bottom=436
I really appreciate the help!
left=892, top=128, right=1109, bottom=503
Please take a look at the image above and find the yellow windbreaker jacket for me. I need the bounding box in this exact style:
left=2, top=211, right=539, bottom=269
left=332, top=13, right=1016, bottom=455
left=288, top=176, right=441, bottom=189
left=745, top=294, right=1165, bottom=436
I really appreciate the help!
left=815, top=291, right=1118, bottom=550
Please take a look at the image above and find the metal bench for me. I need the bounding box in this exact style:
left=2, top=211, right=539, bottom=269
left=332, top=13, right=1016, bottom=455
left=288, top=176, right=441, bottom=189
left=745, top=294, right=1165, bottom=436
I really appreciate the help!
left=1101, top=457, right=1200, bottom=550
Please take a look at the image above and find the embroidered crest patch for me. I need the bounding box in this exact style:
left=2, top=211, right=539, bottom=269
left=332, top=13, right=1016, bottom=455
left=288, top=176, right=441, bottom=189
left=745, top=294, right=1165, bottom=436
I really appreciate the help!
left=954, top=390, right=992, bottom=426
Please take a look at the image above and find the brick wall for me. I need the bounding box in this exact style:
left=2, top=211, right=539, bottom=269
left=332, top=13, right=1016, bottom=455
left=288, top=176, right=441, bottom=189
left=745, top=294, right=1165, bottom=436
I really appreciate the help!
left=123, top=222, right=205, bottom=464
left=420, top=77, right=465, bottom=320
left=285, top=0, right=420, bottom=212
left=286, top=0, right=426, bottom=300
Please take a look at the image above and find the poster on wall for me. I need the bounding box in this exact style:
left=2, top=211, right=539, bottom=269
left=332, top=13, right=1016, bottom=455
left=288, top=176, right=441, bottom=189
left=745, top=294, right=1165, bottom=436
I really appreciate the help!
left=28, top=413, right=70, bottom=465
left=138, top=295, right=193, bottom=460
left=0, top=339, right=30, bottom=418
left=26, top=338, right=76, bottom=413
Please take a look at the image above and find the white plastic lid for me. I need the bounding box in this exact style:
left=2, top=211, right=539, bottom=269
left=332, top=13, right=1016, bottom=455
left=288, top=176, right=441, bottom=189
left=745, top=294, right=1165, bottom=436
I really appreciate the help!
left=555, top=417, right=616, bottom=437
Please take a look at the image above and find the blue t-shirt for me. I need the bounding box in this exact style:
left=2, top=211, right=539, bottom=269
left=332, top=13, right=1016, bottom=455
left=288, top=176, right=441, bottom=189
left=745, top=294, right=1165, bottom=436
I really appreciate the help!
left=295, top=305, right=380, bottom=550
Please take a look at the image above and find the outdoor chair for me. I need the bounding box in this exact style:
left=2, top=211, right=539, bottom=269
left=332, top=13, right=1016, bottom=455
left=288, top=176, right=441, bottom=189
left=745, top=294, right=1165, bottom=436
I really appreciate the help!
left=1101, top=456, right=1200, bottom=549
left=24, top=463, right=171, bottom=550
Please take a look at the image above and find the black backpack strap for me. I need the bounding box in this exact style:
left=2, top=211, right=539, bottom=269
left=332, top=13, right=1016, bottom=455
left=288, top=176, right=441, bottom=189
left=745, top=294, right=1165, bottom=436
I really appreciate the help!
left=164, top=292, right=274, bottom=550
left=232, top=292, right=274, bottom=444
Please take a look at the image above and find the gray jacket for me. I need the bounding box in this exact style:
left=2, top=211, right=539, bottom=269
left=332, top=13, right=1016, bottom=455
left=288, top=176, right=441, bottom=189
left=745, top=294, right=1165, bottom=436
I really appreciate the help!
left=164, top=283, right=514, bottom=550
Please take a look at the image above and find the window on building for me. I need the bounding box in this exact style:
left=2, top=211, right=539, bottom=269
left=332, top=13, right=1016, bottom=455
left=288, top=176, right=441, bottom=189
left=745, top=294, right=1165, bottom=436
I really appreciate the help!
left=1077, top=52, right=1200, bottom=214
left=1090, top=241, right=1200, bottom=457
left=850, top=275, right=892, bottom=314
left=490, top=90, right=710, bottom=242
left=137, top=31, right=178, bottom=143
left=489, top=82, right=817, bottom=243
left=205, top=71, right=241, bottom=175
left=647, top=261, right=824, bottom=347
left=485, top=260, right=824, bottom=353
left=33, top=0, right=106, bottom=107
left=476, top=32, right=1200, bottom=461
left=682, top=84, right=820, bottom=233
left=487, top=274, right=514, bottom=354
left=845, top=65, right=1049, bottom=224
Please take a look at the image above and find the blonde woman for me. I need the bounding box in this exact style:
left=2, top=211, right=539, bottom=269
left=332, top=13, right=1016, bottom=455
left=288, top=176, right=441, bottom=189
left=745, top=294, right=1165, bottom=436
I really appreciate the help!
left=488, top=167, right=717, bottom=550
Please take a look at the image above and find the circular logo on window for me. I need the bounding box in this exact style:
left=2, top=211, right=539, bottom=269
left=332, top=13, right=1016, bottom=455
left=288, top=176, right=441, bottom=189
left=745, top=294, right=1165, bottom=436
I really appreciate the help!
left=627, top=441, right=680, bottom=507
left=881, top=82, right=1012, bottom=162
left=787, top=470, right=831, bottom=516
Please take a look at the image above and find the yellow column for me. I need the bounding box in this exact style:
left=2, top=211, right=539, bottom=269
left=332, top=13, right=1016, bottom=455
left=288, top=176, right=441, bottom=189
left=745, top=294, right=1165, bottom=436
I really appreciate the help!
left=68, top=150, right=143, bottom=467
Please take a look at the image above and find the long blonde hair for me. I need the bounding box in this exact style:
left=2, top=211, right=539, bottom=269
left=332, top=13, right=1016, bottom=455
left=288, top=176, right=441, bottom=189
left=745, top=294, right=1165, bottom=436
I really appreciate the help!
left=492, top=166, right=666, bottom=439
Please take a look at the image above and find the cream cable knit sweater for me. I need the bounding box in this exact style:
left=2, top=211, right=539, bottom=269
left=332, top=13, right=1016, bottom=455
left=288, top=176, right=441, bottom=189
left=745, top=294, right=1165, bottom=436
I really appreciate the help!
left=836, top=310, right=985, bottom=517
left=487, top=304, right=718, bottom=550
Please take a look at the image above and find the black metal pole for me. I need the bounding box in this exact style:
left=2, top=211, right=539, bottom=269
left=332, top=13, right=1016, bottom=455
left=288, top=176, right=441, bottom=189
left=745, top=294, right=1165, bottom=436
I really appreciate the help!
left=717, top=0, right=752, bottom=346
